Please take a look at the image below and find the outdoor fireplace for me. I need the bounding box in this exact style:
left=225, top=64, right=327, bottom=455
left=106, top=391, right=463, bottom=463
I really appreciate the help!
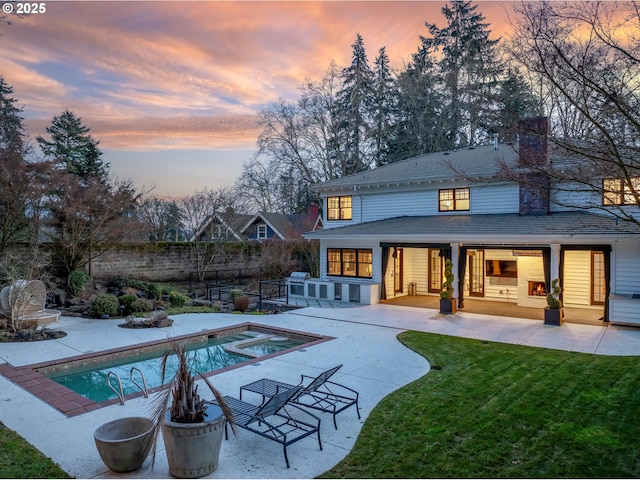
left=528, top=281, right=546, bottom=297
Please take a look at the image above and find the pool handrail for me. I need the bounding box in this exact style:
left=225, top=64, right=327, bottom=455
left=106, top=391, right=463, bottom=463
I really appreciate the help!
left=130, top=367, right=149, bottom=398
left=106, top=371, right=125, bottom=405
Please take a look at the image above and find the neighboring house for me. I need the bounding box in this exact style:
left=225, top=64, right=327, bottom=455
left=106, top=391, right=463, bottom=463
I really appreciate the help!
left=193, top=204, right=323, bottom=242
left=242, top=203, right=322, bottom=241
left=303, top=117, right=640, bottom=326
left=192, top=212, right=253, bottom=242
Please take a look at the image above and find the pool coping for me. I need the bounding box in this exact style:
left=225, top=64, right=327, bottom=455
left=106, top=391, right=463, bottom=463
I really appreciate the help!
left=0, top=322, right=332, bottom=417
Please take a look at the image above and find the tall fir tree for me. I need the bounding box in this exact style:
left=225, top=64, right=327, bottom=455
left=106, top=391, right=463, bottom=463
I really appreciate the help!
left=0, top=76, right=26, bottom=163
left=37, top=109, right=109, bottom=183
left=370, top=47, right=398, bottom=166
left=338, top=33, right=375, bottom=175
left=389, top=45, right=444, bottom=161
left=420, top=0, right=501, bottom=148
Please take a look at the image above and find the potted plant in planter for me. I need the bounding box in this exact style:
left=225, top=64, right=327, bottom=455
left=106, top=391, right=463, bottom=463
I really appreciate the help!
left=544, top=278, right=564, bottom=326
left=439, top=258, right=456, bottom=314
left=149, top=342, right=235, bottom=479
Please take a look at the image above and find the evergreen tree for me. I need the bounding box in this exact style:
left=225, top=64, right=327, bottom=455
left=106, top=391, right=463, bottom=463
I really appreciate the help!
left=388, top=46, right=444, bottom=161
left=491, top=67, right=541, bottom=143
left=338, top=34, right=375, bottom=175
left=420, top=0, right=501, bottom=148
left=0, top=76, right=27, bottom=162
left=370, top=47, right=398, bottom=166
left=37, top=109, right=109, bottom=182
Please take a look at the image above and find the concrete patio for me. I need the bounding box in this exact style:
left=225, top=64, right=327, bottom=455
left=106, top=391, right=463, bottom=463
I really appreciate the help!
left=1, top=303, right=639, bottom=479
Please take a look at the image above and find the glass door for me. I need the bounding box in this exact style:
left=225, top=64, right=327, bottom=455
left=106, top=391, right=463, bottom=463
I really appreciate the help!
left=468, top=250, right=485, bottom=297
left=394, top=248, right=403, bottom=293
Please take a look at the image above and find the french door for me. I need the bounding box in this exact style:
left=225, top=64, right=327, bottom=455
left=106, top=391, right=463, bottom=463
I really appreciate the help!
left=394, top=248, right=403, bottom=293
left=428, top=249, right=442, bottom=293
left=468, top=250, right=485, bottom=297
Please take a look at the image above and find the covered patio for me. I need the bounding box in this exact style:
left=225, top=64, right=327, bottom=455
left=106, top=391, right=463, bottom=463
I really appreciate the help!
left=382, top=295, right=605, bottom=326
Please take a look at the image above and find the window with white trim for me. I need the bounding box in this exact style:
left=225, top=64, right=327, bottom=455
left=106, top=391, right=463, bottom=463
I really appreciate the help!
left=327, top=196, right=352, bottom=220
left=439, top=187, right=470, bottom=211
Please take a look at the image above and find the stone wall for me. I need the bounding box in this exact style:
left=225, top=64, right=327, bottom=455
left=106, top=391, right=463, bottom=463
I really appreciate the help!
left=6, top=243, right=263, bottom=283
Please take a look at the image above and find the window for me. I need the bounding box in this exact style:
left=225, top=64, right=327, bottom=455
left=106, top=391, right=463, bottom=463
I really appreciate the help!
left=591, top=251, right=606, bottom=305
left=428, top=249, right=442, bottom=293
left=327, top=196, right=352, bottom=220
left=257, top=224, right=267, bottom=239
left=603, top=177, right=640, bottom=206
left=327, top=248, right=372, bottom=278
left=439, top=188, right=470, bottom=211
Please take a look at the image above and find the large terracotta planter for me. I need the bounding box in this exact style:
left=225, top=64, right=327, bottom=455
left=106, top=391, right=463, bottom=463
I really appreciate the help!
left=94, top=416, right=154, bottom=473
left=162, top=404, right=226, bottom=478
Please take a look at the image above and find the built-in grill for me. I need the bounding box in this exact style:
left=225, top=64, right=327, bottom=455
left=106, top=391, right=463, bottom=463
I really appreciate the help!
left=288, top=272, right=310, bottom=296
left=289, top=272, right=311, bottom=284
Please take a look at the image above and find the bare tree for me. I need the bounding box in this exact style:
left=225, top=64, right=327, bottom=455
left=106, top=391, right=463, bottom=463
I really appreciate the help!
left=507, top=1, right=640, bottom=225
left=137, top=195, right=184, bottom=241
left=179, top=187, right=246, bottom=280
left=43, top=173, right=145, bottom=275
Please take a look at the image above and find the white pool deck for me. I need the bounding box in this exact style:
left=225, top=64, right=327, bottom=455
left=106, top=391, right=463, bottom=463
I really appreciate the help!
left=1, top=303, right=640, bottom=479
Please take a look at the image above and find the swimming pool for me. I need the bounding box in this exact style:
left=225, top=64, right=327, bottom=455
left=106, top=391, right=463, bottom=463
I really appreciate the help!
left=45, top=331, right=306, bottom=402
left=4, top=323, right=330, bottom=415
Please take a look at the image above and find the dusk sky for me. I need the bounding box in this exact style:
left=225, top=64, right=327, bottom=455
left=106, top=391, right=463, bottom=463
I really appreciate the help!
left=2, top=1, right=514, bottom=198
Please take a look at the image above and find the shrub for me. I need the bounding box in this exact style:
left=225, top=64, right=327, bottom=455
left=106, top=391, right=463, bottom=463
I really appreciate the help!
left=68, top=270, right=90, bottom=297
left=146, top=282, right=162, bottom=300
left=233, top=296, right=250, bottom=313
left=131, top=297, right=153, bottom=313
left=168, top=291, right=187, bottom=308
left=229, top=288, right=243, bottom=301
left=91, top=294, right=119, bottom=317
left=111, top=275, right=129, bottom=289
left=118, top=294, right=138, bottom=315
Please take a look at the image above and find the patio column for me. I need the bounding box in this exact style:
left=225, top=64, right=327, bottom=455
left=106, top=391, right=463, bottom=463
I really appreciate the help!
left=450, top=243, right=460, bottom=300
left=549, top=243, right=561, bottom=285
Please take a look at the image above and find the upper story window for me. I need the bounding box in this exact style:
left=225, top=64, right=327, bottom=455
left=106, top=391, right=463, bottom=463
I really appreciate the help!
left=439, top=187, right=470, bottom=211
left=603, top=177, right=640, bottom=206
left=327, top=196, right=352, bottom=220
left=257, top=224, right=268, bottom=239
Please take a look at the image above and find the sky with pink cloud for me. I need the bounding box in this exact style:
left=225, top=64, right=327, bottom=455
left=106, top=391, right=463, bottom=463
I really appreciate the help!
left=1, top=1, right=514, bottom=198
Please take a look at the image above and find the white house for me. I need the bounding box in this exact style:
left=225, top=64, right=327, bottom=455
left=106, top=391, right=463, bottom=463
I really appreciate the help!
left=302, top=117, right=640, bottom=326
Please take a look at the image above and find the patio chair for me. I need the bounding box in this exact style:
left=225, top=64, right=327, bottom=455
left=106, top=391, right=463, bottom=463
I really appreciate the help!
left=215, top=385, right=322, bottom=468
left=239, top=364, right=360, bottom=429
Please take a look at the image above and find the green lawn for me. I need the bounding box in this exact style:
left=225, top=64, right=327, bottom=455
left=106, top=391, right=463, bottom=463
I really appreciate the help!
left=321, top=331, right=640, bottom=478
left=0, top=423, right=70, bottom=478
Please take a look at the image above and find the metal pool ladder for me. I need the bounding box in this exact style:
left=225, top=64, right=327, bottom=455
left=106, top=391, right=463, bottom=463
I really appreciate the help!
left=106, top=368, right=149, bottom=405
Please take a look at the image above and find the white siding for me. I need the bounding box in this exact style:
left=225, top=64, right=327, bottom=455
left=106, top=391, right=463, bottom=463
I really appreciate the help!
left=610, top=240, right=640, bottom=325
left=471, top=184, right=520, bottom=214
left=361, top=183, right=519, bottom=223
left=563, top=250, right=590, bottom=307
left=550, top=182, right=601, bottom=212
left=612, top=240, right=640, bottom=294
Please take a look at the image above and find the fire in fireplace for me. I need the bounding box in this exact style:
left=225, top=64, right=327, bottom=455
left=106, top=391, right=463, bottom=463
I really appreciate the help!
left=528, top=281, right=546, bottom=296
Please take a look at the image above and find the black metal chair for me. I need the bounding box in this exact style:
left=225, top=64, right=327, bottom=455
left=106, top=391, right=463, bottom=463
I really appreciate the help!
left=239, top=364, right=360, bottom=429
left=216, top=385, right=322, bottom=468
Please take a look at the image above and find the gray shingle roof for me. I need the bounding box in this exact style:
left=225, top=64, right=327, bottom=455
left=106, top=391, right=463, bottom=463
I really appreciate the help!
left=313, top=143, right=519, bottom=192
left=305, top=211, right=640, bottom=240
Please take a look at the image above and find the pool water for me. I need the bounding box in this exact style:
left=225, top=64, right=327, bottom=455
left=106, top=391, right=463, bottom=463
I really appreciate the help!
left=47, top=333, right=304, bottom=402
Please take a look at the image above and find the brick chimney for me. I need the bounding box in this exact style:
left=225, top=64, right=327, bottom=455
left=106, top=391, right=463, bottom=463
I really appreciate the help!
left=518, top=117, right=550, bottom=215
